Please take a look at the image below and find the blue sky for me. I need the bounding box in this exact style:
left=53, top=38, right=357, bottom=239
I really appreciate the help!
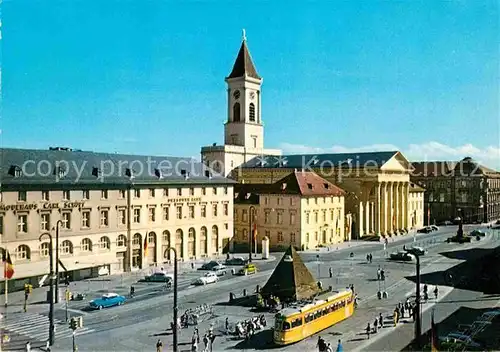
left=2, top=0, right=499, bottom=166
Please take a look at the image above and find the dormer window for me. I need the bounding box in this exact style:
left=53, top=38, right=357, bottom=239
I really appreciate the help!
left=324, top=183, right=329, bottom=189
left=92, top=167, right=101, bottom=177
left=245, top=193, right=251, bottom=199
left=307, top=183, right=313, bottom=190
left=8, top=165, right=22, bottom=177
left=125, top=168, right=135, bottom=179
left=155, top=168, right=163, bottom=179
left=205, top=170, right=212, bottom=178
left=55, top=166, right=67, bottom=178
left=281, top=183, right=287, bottom=190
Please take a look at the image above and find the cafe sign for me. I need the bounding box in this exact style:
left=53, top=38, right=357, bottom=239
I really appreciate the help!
left=0, top=201, right=86, bottom=211
left=166, top=197, right=202, bottom=203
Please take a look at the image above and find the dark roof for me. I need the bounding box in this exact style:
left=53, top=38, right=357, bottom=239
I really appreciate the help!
left=234, top=171, right=345, bottom=197
left=409, top=182, right=425, bottom=192
left=261, top=246, right=320, bottom=301
left=240, top=151, right=399, bottom=169
left=0, top=148, right=235, bottom=189
left=227, top=39, right=261, bottom=80
left=411, top=158, right=500, bottom=177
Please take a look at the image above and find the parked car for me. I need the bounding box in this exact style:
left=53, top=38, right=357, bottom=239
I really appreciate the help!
left=430, top=225, right=439, bottom=231
left=404, top=246, right=426, bottom=256
left=470, top=229, right=486, bottom=237
left=194, top=272, right=219, bottom=285
left=200, top=261, right=221, bottom=270
left=144, top=272, right=173, bottom=283
left=89, top=293, right=126, bottom=310
left=238, top=263, right=257, bottom=276
left=224, top=257, right=248, bottom=266
left=212, top=265, right=227, bottom=276
left=389, top=251, right=415, bottom=262
left=417, top=227, right=432, bottom=234
left=447, top=235, right=472, bottom=243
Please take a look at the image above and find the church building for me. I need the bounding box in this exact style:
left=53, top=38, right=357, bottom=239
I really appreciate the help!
left=200, top=31, right=281, bottom=177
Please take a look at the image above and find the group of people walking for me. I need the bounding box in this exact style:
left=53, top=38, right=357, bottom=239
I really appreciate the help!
left=317, top=336, right=343, bottom=352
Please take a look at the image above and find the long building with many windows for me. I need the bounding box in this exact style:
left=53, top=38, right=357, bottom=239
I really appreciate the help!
left=0, top=147, right=234, bottom=290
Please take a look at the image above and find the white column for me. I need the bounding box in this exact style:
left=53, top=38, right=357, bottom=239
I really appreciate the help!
left=365, top=201, right=370, bottom=234
left=395, top=183, right=400, bottom=232
left=382, top=183, right=388, bottom=235
left=388, top=182, right=394, bottom=234
left=375, top=184, right=381, bottom=235
left=403, top=183, right=409, bottom=229
left=371, top=202, right=375, bottom=234
left=358, top=202, right=364, bottom=238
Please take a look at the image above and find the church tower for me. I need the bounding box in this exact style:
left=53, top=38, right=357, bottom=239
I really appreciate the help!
left=200, top=31, right=281, bottom=177
left=224, top=30, right=264, bottom=150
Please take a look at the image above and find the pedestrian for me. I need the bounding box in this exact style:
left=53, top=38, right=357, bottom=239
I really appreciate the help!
left=336, top=339, right=343, bottom=352
left=317, top=336, right=326, bottom=352
left=380, top=269, right=385, bottom=281
left=191, top=337, right=198, bottom=352
left=209, top=334, right=216, bottom=352
left=373, top=318, right=378, bottom=333
left=25, top=341, right=31, bottom=352
left=156, top=339, right=163, bottom=352
left=393, top=309, right=398, bottom=327
left=434, top=286, right=439, bottom=299
left=329, top=267, right=333, bottom=278
left=366, top=323, right=371, bottom=339
left=377, top=267, right=381, bottom=281
left=366, top=254, right=370, bottom=263
left=326, top=343, right=333, bottom=352
left=203, top=334, right=209, bottom=352
left=225, top=317, right=229, bottom=333
left=45, top=340, right=51, bottom=352
left=378, top=313, right=384, bottom=328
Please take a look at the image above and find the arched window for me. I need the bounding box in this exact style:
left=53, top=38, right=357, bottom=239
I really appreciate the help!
left=249, top=103, right=255, bottom=122
left=233, top=103, right=241, bottom=122
left=16, top=245, right=30, bottom=260
left=81, top=238, right=92, bottom=252
left=133, top=233, right=141, bottom=246
left=176, top=229, right=183, bottom=242
left=60, top=240, right=73, bottom=255
left=148, top=232, right=156, bottom=245
left=99, top=236, right=111, bottom=250
left=40, top=242, right=50, bottom=258
left=117, top=235, right=127, bottom=248
left=163, top=230, right=170, bottom=245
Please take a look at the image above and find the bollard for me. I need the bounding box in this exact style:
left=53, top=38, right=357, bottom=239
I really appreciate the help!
left=382, top=291, right=388, bottom=299
left=229, top=292, right=235, bottom=302
left=377, top=291, right=382, bottom=300
left=231, top=268, right=235, bottom=275
left=255, top=285, right=260, bottom=293
left=243, top=289, right=247, bottom=296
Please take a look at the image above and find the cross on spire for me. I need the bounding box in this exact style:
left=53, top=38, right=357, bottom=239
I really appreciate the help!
left=242, top=28, right=246, bottom=41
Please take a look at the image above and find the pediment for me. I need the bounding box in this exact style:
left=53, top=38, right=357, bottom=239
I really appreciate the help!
left=380, top=152, right=412, bottom=172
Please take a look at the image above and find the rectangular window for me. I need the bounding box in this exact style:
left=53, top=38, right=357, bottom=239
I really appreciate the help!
left=176, top=206, right=182, bottom=220
left=118, top=190, right=126, bottom=199
left=133, top=208, right=141, bottom=223
left=278, top=232, right=283, bottom=242
left=277, top=212, right=283, bottom=225
left=242, top=209, right=248, bottom=222
left=149, top=188, right=155, bottom=198
left=264, top=197, right=269, bottom=205
left=201, top=205, right=207, bottom=218
left=134, top=189, right=141, bottom=198
left=331, top=210, right=334, bottom=221
left=277, top=198, right=283, bottom=206
left=291, top=233, right=296, bottom=243
left=223, top=204, right=228, bottom=216
left=42, top=191, right=50, bottom=201
left=63, top=190, right=70, bottom=201
left=40, top=213, right=50, bottom=231
left=202, top=187, right=206, bottom=196
left=234, top=209, right=238, bottom=221
left=189, top=205, right=195, bottom=219
left=322, top=210, right=326, bottom=222
left=306, top=213, right=310, bottom=224
left=82, top=190, right=90, bottom=200
left=213, top=187, right=217, bottom=195
left=0, top=215, right=3, bottom=234
left=62, top=212, right=71, bottom=229
left=149, top=208, right=156, bottom=222
left=224, top=187, right=228, bottom=195
left=163, top=188, right=168, bottom=197
left=101, top=190, right=108, bottom=199
left=189, top=188, right=195, bottom=196
left=118, top=209, right=126, bottom=225
left=18, top=191, right=27, bottom=202
left=290, top=213, right=295, bottom=225
left=212, top=204, right=218, bottom=217
left=264, top=212, right=270, bottom=224
left=439, top=193, right=445, bottom=202
left=177, top=188, right=182, bottom=196
left=290, top=198, right=295, bottom=206
left=82, top=211, right=91, bottom=228
left=163, top=207, right=169, bottom=221
left=314, top=212, right=318, bottom=223
left=265, top=230, right=270, bottom=239
left=100, top=210, right=109, bottom=227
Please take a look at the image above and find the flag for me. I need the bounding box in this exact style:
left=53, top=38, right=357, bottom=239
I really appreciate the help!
left=3, top=250, right=14, bottom=279
left=252, top=223, right=257, bottom=241
left=143, top=237, right=148, bottom=258
left=431, top=309, right=438, bottom=352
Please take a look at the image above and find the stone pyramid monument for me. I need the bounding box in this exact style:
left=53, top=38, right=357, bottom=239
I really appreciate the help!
left=261, top=246, right=320, bottom=301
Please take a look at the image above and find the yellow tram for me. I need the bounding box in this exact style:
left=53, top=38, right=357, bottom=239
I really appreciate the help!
left=273, top=289, right=355, bottom=345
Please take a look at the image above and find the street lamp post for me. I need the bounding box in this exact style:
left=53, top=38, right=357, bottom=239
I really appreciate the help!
left=54, top=220, right=63, bottom=303
left=167, top=247, right=178, bottom=352
left=414, top=254, right=422, bottom=349
left=39, top=232, right=55, bottom=346
left=248, top=206, right=256, bottom=263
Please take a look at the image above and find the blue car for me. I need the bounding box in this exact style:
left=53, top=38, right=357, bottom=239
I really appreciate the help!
left=89, top=293, right=126, bottom=310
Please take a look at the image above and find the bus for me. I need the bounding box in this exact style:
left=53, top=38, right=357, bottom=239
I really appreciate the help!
left=273, top=289, right=355, bottom=345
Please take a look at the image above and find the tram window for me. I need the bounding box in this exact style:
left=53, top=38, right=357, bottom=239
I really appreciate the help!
left=304, top=314, right=311, bottom=323
left=283, top=322, right=291, bottom=330
left=275, top=320, right=282, bottom=330
left=322, top=309, right=327, bottom=316
left=291, top=318, right=303, bottom=328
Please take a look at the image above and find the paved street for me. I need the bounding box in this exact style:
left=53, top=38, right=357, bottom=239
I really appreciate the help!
left=1, top=225, right=498, bottom=351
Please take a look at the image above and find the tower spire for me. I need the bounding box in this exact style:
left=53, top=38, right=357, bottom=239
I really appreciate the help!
left=227, top=31, right=261, bottom=80
left=242, top=28, right=246, bottom=42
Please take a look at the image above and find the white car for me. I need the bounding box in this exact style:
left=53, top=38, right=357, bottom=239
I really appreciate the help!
left=195, top=272, right=219, bottom=285
left=212, top=264, right=226, bottom=271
